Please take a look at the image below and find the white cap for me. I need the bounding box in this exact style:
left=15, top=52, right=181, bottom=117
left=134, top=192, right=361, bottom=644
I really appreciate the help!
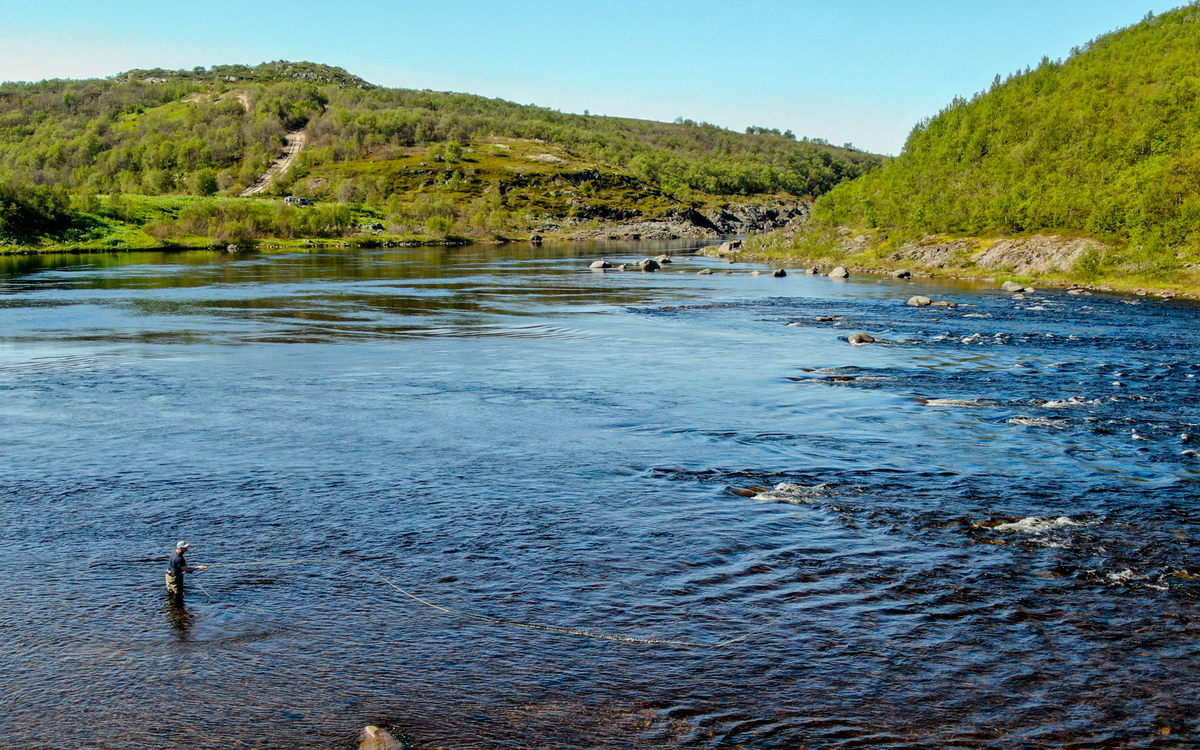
left=176, top=541, right=189, bottom=550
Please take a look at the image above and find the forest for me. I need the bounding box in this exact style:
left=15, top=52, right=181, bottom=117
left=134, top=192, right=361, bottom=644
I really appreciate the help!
left=811, top=3, right=1200, bottom=264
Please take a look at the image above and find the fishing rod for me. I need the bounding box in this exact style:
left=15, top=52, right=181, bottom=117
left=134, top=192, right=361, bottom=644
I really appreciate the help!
left=197, top=558, right=769, bottom=649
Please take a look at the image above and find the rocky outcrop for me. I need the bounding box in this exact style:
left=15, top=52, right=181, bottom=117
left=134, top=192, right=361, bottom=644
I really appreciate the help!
left=885, top=234, right=1104, bottom=275
left=568, top=202, right=808, bottom=241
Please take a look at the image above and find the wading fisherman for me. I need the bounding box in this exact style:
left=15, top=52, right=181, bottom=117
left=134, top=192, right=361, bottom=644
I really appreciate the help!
left=165, top=541, right=206, bottom=600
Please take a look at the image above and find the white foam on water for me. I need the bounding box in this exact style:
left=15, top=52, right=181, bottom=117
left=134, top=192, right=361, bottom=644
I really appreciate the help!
left=994, top=516, right=1078, bottom=533
left=1008, top=416, right=1069, bottom=429
left=1042, top=396, right=1101, bottom=408
left=924, top=398, right=988, bottom=407
left=754, top=482, right=833, bottom=504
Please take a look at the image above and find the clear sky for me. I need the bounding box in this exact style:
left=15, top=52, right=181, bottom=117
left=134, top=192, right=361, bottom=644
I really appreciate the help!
left=0, top=0, right=1183, bottom=154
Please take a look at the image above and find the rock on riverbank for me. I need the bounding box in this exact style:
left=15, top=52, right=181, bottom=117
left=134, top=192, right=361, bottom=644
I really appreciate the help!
left=565, top=203, right=808, bottom=241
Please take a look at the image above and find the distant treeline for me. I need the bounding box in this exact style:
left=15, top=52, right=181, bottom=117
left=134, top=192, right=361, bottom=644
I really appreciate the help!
left=814, top=3, right=1200, bottom=257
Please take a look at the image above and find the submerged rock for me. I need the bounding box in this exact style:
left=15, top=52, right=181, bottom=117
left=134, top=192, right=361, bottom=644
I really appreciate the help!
left=697, top=268, right=714, bottom=275
left=847, top=332, right=876, bottom=345
left=750, top=270, right=762, bottom=276
left=931, top=300, right=958, bottom=308
left=907, top=295, right=932, bottom=307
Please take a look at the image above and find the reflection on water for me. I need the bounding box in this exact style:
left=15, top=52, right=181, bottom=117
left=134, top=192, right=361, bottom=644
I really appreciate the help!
left=164, top=599, right=194, bottom=640
left=0, top=243, right=1196, bottom=748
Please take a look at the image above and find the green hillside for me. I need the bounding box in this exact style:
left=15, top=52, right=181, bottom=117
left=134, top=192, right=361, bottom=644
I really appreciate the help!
left=0, top=61, right=882, bottom=249
left=797, top=3, right=1200, bottom=284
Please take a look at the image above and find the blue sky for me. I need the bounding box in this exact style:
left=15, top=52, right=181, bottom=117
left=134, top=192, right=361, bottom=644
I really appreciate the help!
left=0, top=0, right=1183, bottom=154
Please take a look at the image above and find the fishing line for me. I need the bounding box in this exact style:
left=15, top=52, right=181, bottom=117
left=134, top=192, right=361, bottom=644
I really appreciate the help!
left=200, top=559, right=766, bottom=649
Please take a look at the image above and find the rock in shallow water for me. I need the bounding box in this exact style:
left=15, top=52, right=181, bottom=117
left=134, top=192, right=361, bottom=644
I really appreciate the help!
left=589, top=260, right=611, bottom=269
left=1002, top=280, right=1024, bottom=292
left=907, top=295, right=932, bottom=307
left=847, top=332, right=876, bottom=345
left=773, top=268, right=787, bottom=277
left=829, top=266, right=849, bottom=279
left=361, top=726, right=406, bottom=750
left=640, top=258, right=660, bottom=271
left=697, top=268, right=714, bottom=275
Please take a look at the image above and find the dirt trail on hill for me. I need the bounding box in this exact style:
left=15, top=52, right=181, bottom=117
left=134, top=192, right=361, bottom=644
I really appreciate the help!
left=240, top=129, right=307, bottom=197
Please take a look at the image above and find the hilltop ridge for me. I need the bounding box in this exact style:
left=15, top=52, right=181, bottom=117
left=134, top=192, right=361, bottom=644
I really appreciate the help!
left=0, top=61, right=883, bottom=251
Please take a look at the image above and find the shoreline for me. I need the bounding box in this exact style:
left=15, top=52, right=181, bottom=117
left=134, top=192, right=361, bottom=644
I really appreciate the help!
left=707, top=231, right=1200, bottom=301
left=6, top=230, right=1199, bottom=302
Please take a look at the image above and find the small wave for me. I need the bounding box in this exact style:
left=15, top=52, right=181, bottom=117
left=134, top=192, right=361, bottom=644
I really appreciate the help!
left=1008, top=416, right=1069, bottom=429
left=923, top=398, right=988, bottom=407
left=993, top=516, right=1077, bottom=533
left=753, top=482, right=833, bottom=504
left=1042, top=397, right=1102, bottom=408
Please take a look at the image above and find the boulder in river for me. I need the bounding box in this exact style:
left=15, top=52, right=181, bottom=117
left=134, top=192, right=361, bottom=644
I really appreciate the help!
left=907, top=296, right=932, bottom=307
left=931, top=300, right=958, bottom=308
left=529, top=234, right=543, bottom=245
left=847, top=332, right=876, bottom=345
left=1001, top=281, right=1024, bottom=292
left=892, top=269, right=912, bottom=279
left=773, top=268, right=787, bottom=277
left=697, top=268, right=714, bottom=275
left=640, top=258, right=660, bottom=271
left=806, top=267, right=819, bottom=275
left=589, top=260, right=611, bottom=269
left=361, top=726, right=406, bottom=750
left=655, top=254, right=672, bottom=264
left=829, top=266, right=849, bottom=279
left=716, top=240, right=742, bottom=256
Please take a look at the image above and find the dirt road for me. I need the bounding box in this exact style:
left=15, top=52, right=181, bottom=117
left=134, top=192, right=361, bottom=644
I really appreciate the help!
left=240, top=129, right=308, bottom=197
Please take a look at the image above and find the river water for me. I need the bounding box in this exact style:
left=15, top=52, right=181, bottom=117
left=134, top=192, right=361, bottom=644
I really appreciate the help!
left=0, top=243, right=1196, bottom=749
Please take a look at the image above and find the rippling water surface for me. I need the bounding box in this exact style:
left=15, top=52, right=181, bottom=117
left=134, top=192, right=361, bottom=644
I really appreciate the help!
left=1, top=243, right=1197, bottom=748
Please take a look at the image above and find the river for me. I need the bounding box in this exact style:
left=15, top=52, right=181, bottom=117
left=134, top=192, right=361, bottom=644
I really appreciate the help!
left=0, top=242, right=1196, bottom=748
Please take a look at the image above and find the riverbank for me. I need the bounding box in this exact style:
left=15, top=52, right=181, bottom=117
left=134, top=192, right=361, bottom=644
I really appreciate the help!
left=715, top=227, right=1200, bottom=300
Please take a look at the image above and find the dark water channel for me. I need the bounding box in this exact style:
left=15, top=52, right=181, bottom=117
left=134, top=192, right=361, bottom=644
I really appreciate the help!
left=0, top=243, right=1197, bottom=749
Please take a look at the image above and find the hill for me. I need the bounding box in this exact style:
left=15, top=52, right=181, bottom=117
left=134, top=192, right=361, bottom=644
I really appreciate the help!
left=752, top=4, right=1200, bottom=292
left=0, top=62, right=883, bottom=250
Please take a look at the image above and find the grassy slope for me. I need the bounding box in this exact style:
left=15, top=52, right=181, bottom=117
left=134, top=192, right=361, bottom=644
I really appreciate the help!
left=750, top=4, right=1200, bottom=294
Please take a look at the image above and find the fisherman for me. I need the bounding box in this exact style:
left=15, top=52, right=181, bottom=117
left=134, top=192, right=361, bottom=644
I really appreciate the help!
left=165, top=541, right=207, bottom=600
